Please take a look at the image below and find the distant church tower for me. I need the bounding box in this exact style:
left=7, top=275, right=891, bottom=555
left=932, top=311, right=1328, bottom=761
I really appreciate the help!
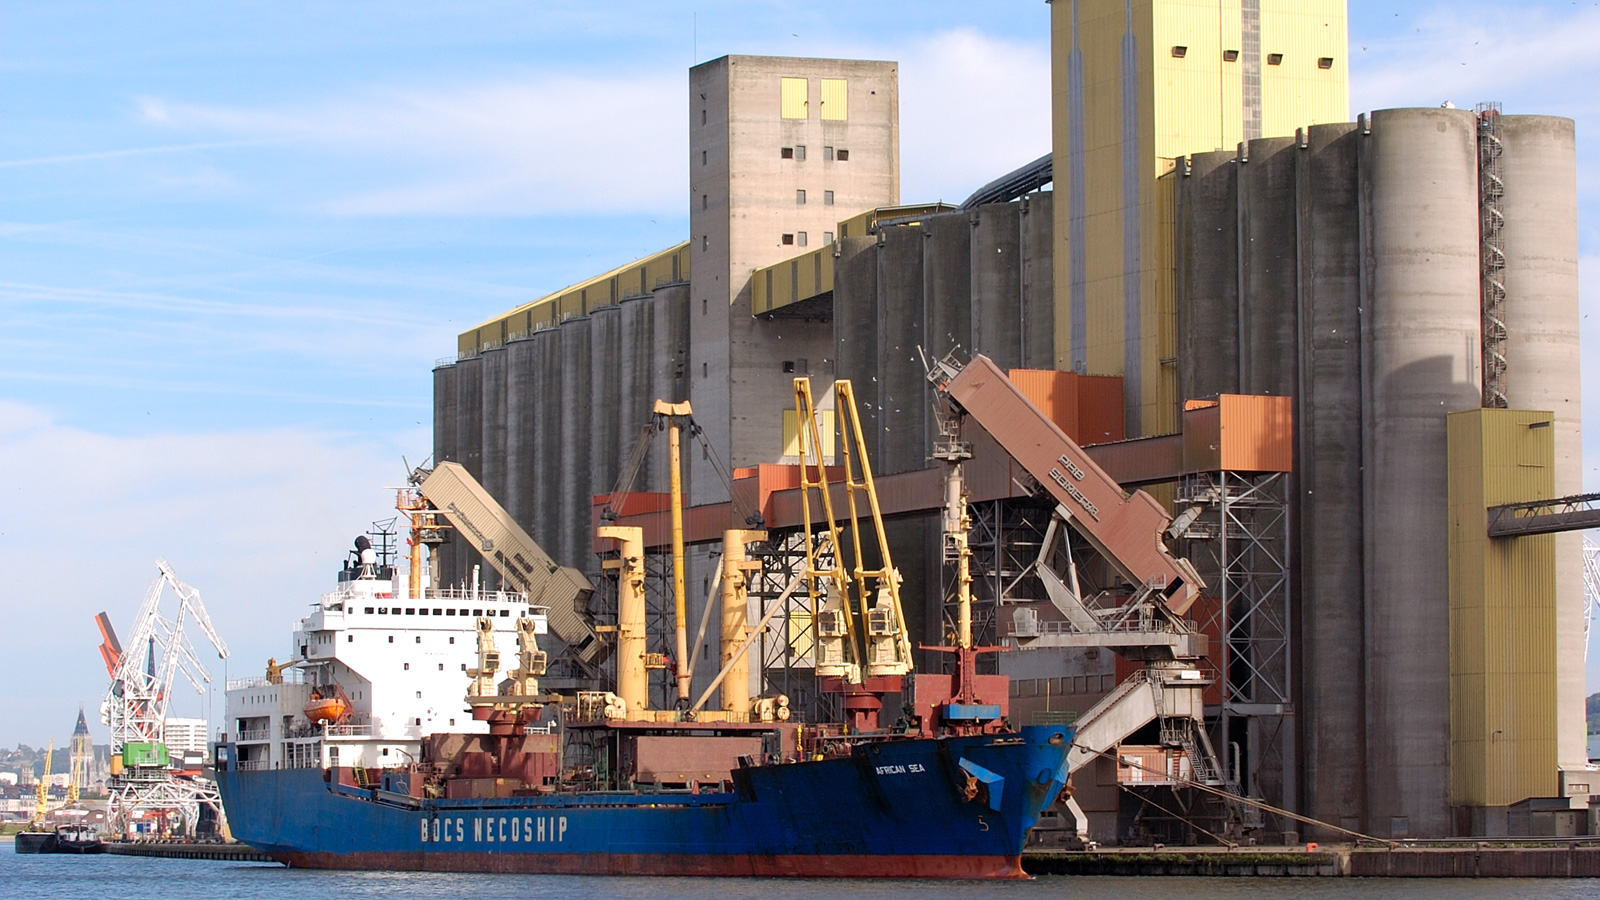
left=69, top=707, right=93, bottom=802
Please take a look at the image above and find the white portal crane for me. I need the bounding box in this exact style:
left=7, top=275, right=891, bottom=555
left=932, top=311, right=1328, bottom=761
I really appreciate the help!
left=101, top=559, right=229, bottom=836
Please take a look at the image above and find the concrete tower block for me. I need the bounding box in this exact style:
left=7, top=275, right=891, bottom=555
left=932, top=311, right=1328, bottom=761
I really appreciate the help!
left=1238, top=136, right=1300, bottom=399
left=530, top=327, right=564, bottom=572
left=1293, top=121, right=1366, bottom=836
left=504, top=337, right=539, bottom=566
left=557, top=318, right=594, bottom=571
left=1359, top=106, right=1483, bottom=839
left=1498, top=115, right=1584, bottom=773
left=1175, top=150, right=1240, bottom=401
left=833, top=235, right=881, bottom=439
left=480, top=346, right=509, bottom=588
left=875, top=224, right=925, bottom=476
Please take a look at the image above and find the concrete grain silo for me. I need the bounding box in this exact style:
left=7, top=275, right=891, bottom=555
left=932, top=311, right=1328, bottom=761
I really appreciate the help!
left=1359, top=107, right=1484, bottom=838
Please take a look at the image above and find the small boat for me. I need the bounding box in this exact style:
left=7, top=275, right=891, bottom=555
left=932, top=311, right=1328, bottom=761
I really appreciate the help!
left=12, top=826, right=103, bottom=854
left=304, top=695, right=349, bottom=724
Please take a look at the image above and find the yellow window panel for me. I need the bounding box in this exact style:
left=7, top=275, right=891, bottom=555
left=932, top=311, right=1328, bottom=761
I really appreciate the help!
left=820, top=78, right=847, bottom=121
left=781, top=77, right=809, bottom=119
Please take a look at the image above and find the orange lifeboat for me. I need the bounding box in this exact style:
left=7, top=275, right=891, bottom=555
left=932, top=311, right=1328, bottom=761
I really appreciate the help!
left=304, top=696, right=348, bottom=724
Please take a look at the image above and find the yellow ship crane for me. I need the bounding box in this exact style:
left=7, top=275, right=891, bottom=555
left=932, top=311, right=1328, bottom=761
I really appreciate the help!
left=30, top=741, right=53, bottom=827
left=794, top=377, right=912, bottom=731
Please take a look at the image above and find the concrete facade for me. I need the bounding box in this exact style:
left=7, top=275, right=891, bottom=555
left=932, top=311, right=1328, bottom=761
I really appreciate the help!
left=1171, top=110, right=1583, bottom=838
left=430, top=23, right=1586, bottom=844
left=688, top=56, right=899, bottom=498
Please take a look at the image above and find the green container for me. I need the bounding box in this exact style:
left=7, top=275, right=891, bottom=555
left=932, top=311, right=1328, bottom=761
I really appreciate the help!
left=122, top=742, right=170, bottom=768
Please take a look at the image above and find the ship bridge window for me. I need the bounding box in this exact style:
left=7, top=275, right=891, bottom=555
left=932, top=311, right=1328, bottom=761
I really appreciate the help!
left=365, top=607, right=374, bottom=614
left=449, top=637, right=455, bottom=645
left=419, top=608, right=429, bottom=616
left=446, top=608, right=456, bottom=616
left=415, top=636, right=422, bottom=644
left=406, top=608, right=415, bottom=615
left=347, top=635, right=353, bottom=643
left=388, top=636, right=394, bottom=643
left=473, top=609, right=483, bottom=616
left=404, top=663, right=410, bottom=670
left=433, top=608, right=442, bottom=615
left=378, top=607, right=387, bottom=614
left=390, top=608, right=399, bottom=616
left=500, top=610, right=509, bottom=617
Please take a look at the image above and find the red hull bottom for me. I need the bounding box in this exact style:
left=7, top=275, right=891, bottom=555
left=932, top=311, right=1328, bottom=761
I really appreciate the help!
left=275, top=850, right=1027, bottom=879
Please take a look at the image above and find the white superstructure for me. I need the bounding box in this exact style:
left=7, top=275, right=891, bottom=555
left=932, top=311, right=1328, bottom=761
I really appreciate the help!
left=224, top=539, right=547, bottom=772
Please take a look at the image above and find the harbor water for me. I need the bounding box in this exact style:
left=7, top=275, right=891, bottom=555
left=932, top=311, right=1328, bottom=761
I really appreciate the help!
left=8, top=850, right=1600, bottom=900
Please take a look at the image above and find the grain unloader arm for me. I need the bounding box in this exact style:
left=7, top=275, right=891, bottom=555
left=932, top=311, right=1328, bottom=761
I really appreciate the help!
left=927, top=353, right=1229, bottom=842
left=412, top=461, right=604, bottom=668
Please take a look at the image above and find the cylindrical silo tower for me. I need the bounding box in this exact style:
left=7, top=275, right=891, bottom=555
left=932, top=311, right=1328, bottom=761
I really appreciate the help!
left=1497, top=114, right=1584, bottom=772
left=1359, top=106, right=1483, bottom=839
left=1175, top=149, right=1240, bottom=402
left=1293, top=122, right=1367, bottom=835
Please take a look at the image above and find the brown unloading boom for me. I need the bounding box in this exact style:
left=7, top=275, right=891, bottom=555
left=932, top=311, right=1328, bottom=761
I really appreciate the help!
left=939, top=354, right=1204, bottom=614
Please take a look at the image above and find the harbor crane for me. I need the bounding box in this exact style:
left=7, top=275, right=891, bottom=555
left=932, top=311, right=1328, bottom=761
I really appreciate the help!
left=98, top=560, right=229, bottom=836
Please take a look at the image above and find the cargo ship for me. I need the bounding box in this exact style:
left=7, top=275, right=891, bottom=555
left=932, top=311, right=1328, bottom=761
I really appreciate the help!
left=214, top=529, right=1071, bottom=877
left=215, top=379, right=1078, bottom=877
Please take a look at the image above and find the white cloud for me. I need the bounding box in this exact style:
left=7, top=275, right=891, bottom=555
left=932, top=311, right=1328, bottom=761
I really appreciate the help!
left=129, top=29, right=1052, bottom=218
left=136, top=73, right=686, bottom=217
left=0, top=402, right=418, bottom=746
left=1351, top=5, right=1600, bottom=121
left=898, top=29, right=1052, bottom=204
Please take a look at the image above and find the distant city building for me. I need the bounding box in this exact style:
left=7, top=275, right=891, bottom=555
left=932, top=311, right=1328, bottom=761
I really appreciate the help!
left=162, top=718, right=210, bottom=760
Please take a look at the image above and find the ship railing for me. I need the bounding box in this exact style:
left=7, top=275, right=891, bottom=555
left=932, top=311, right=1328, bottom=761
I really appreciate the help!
left=234, top=760, right=272, bottom=772
left=323, top=723, right=374, bottom=738
left=236, top=728, right=271, bottom=742
left=419, top=587, right=531, bottom=604
left=227, top=671, right=306, bottom=690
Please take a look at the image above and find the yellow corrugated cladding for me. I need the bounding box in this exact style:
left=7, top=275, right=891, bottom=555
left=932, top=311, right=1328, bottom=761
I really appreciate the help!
left=752, top=204, right=957, bottom=315
left=781, top=77, right=809, bottom=119
left=1259, top=0, right=1350, bottom=138
left=456, top=242, right=690, bottom=358
left=820, top=78, right=848, bottom=121
left=1052, top=0, right=1349, bottom=438
left=1448, top=408, right=1558, bottom=809
left=781, top=408, right=836, bottom=460
left=752, top=244, right=835, bottom=315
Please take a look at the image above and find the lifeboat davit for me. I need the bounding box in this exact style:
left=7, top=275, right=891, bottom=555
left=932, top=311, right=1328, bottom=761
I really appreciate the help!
left=304, top=696, right=348, bottom=724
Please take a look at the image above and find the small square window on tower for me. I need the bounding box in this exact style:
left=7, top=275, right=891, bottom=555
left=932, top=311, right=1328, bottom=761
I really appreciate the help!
left=1223, top=49, right=1240, bottom=62
left=1318, top=57, right=1334, bottom=69
left=700, top=109, right=707, bottom=125
left=781, top=233, right=794, bottom=245
left=781, top=147, right=794, bottom=159
left=796, top=189, right=806, bottom=205
left=1267, top=53, right=1284, bottom=65
left=797, top=231, right=808, bottom=247
left=1171, top=45, right=1187, bottom=58
left=824, top=190, right=834, bottom=205
left=823, top=231, right=834, bottom=245
left=836, top=149, right=849, bottom=161
left=795, top=145, right=806, bottom=161
left=823, top=146, right=834, bottom=161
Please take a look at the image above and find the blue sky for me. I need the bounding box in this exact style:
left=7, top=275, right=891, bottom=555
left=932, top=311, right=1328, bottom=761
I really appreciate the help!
left=0, top=1, right=1595, bottom=749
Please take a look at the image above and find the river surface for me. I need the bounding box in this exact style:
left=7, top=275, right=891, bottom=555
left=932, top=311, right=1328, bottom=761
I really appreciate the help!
left=7, top=850, right=1600, bottom=900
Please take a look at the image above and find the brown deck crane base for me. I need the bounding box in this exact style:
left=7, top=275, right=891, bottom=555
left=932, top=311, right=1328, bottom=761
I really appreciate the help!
left=941, top=355, right=1205, bottom=614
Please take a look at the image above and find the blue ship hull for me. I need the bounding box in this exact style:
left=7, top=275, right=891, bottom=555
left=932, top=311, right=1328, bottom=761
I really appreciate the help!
left=217, top=725, right=1072, bottom=878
